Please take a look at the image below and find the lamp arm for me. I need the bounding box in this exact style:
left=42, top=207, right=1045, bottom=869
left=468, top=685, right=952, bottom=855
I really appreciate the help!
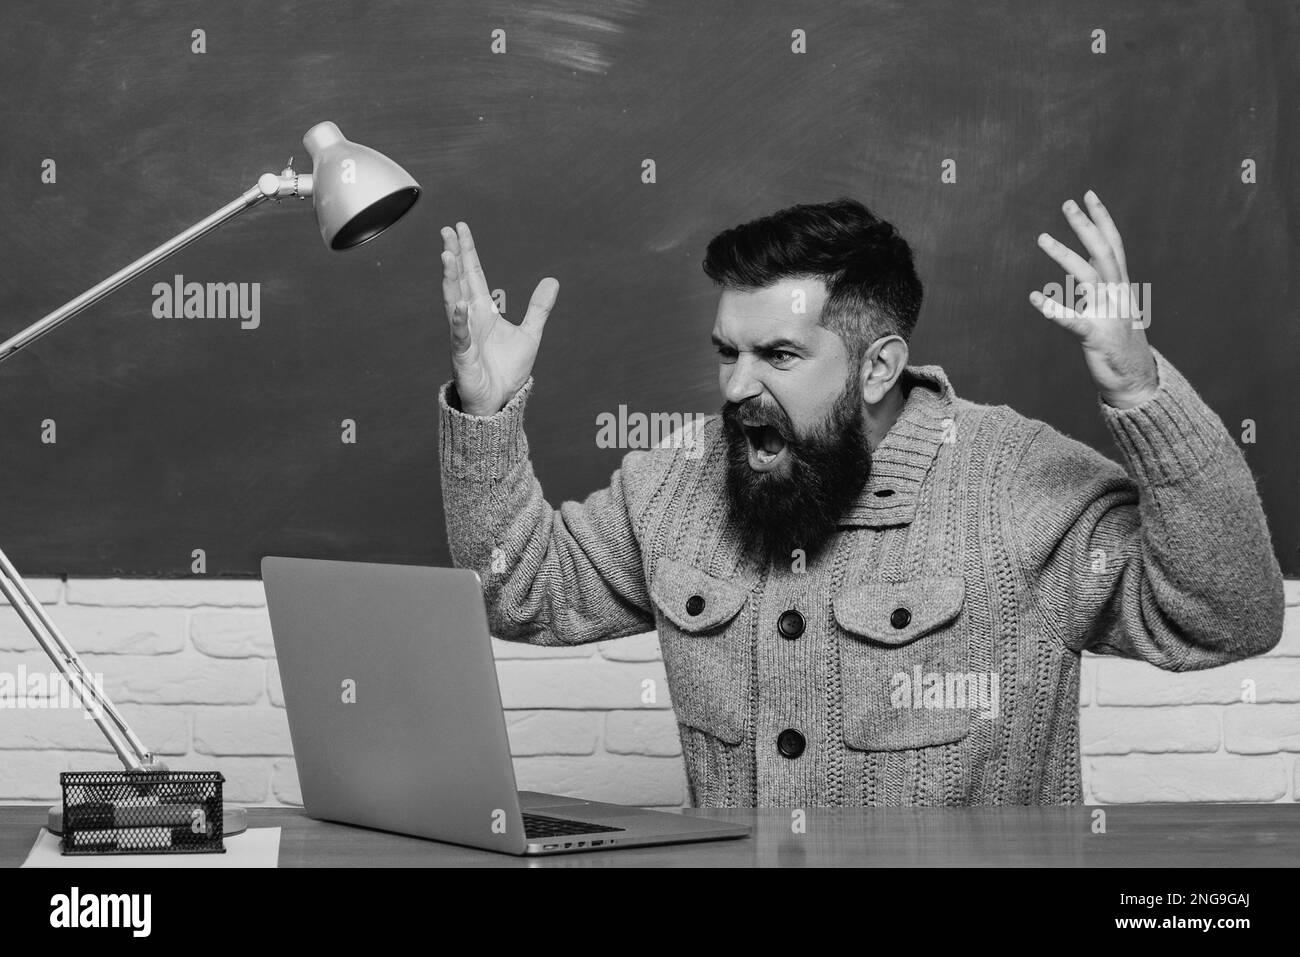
left=0, top=548, right=157, bottom=769
left=0, top=166, right=312, bottom=771
left=0, top=166, right=312, bottom=363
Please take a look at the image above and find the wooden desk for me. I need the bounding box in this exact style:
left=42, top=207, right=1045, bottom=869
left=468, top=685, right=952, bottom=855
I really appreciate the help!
left=1, top=803, right=1296, bottom=867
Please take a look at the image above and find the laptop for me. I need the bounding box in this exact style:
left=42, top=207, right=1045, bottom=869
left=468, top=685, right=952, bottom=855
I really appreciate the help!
left=260, top=556, right=751, bottom=855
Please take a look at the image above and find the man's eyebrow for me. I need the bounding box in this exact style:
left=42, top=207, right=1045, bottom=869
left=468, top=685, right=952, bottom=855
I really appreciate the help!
left=710, top=333, right=806, bottom=352
left=754, top=338, right=805, bottom=352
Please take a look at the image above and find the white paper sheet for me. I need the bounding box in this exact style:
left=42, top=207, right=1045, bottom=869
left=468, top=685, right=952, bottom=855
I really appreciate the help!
left=21, top=827, right=281, bottom=868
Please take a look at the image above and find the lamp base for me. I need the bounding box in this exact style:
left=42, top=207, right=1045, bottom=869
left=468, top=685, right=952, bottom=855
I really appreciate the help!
left=46, top=803, right=248, bottom=837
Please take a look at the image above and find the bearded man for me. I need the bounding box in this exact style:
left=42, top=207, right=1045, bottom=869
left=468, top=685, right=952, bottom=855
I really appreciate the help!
left=436, top=194, right=1283, bottom=806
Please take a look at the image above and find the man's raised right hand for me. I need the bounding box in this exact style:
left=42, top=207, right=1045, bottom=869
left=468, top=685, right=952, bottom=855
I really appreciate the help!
left=441, top=221, right=558, bottom=417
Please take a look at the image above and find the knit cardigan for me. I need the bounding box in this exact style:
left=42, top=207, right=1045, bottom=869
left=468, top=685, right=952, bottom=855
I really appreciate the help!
left=438, top=347, right=1284, bottom=806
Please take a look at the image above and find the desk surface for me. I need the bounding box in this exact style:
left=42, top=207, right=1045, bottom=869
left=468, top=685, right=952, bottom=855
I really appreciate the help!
left=2, top=804, right=1296, bottom=867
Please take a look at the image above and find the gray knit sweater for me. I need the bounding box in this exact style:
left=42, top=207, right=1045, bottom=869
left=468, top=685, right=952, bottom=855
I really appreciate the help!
left=438, top=347, right=1284, bottom=806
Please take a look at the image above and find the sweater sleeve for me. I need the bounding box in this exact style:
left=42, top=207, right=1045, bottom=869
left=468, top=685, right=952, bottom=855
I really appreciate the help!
left=1005, top=347, right=1284, bottom=670
left=438, top=376, right=655, bottom=647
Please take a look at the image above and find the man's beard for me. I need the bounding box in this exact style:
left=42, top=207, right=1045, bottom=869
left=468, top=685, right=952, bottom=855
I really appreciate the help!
left=722, top=374, right=872, bottom=568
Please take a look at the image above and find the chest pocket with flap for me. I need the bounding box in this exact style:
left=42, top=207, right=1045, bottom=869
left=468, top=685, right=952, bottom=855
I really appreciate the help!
left=649, top=556, right=751, bottom=745
left=833, top=576, right=976, bottom=751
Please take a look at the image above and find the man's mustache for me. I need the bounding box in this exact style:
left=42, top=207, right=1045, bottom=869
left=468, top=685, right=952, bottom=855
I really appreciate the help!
left=722, top=400, right=795, bottom=442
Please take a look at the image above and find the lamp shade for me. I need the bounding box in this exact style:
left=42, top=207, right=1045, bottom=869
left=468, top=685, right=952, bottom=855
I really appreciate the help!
left=302, top=121, right=421, bottom=250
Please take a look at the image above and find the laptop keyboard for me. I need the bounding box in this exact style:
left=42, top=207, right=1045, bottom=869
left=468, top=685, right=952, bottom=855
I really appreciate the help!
left=522, top=812, right=625, bottom=839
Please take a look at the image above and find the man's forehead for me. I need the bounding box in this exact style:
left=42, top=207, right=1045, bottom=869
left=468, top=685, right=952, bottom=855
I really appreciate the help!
left=712, top=278, right=828, bottom=341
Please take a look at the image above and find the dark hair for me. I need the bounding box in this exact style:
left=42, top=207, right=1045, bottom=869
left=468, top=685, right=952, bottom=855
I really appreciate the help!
left=702, top=198, right=923, bottom=357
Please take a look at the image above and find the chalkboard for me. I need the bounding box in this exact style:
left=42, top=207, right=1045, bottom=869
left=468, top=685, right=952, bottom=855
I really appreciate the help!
left=1, top=0, right=1295, bottom=576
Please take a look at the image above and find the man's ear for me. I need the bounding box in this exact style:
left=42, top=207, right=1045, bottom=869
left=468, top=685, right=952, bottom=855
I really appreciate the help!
left=859, top=335, right=909, bottom=405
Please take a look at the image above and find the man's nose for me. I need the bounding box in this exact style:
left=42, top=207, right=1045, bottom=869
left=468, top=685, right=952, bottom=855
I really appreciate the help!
left=722, top=356, right=764, bottom=406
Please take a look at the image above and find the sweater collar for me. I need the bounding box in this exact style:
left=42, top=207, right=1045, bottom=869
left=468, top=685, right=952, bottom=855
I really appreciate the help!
left=840, top=362, right=956, bottom=528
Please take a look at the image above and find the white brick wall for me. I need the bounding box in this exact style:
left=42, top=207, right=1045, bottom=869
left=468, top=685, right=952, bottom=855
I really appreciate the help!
left=2, top=578, right=1297, bottom=806
left=1080, top=578, right=1300, bottom=802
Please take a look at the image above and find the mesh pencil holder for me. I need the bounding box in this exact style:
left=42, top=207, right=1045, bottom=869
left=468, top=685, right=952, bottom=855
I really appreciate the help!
left=60, top=770, right=226, bottom=856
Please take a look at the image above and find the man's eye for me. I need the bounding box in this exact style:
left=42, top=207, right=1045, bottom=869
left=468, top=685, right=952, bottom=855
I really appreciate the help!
left=716, top=346, right=738, bottom=361
left=769, top=350, right=796, bottom=365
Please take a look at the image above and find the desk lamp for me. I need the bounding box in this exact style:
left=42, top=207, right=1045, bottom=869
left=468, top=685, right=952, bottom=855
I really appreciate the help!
left=0, top=121, right=421, bottom=840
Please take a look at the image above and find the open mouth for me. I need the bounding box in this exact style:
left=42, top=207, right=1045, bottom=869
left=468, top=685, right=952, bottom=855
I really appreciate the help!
left=742, top=423, right=789, bottom=472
